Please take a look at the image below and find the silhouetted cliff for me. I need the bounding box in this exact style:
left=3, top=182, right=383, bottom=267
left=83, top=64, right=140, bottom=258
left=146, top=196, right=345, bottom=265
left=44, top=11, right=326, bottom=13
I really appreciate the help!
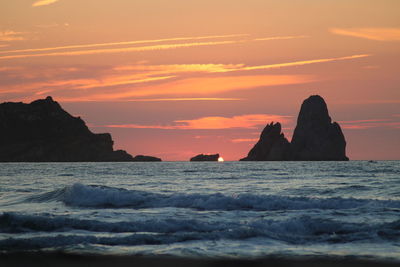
left=0, top=96, right=134, bottom=162
left=240, top=122, right=291, bottom=161
left=240, top=95, right=348, bottom=161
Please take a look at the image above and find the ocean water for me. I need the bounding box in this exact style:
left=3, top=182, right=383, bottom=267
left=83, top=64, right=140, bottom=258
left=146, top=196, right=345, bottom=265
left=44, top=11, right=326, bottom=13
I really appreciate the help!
left=0, top=161, right=399, bottom=260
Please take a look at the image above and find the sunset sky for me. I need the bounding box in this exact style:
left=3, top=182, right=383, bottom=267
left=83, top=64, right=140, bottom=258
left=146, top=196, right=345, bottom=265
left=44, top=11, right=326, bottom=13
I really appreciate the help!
left=1, top=0, right=399, bottom=160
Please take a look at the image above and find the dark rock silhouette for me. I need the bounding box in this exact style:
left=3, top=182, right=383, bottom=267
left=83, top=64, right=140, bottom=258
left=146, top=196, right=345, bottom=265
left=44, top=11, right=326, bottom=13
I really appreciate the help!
left=291, top=95, right=348, bottom=160
left=240, top=95, right=348, bottom=161
left=240, top=122, right=291, bottom=161
left=132, top=155, right=162, bottom=162
left=190, top=153, right=220, bottom=161
left=0, top=96, right=134, bottom=162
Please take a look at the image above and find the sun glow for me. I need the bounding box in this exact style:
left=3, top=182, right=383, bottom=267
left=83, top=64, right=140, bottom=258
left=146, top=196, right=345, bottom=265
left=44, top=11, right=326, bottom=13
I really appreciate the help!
left=218, top=157, right=224, bottom=162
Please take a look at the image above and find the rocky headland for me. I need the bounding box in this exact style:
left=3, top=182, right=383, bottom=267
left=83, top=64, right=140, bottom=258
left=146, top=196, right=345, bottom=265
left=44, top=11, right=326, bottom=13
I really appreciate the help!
left=240, top=95, right=348, bottom=161
left=190, top=154, right=220, bottom=161
left=0, top=97, right=140, bottom=162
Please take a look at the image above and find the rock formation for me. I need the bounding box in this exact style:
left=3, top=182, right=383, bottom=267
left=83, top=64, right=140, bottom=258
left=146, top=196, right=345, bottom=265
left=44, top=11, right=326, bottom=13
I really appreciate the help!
left=0, top=96, right=134, bottom=162
left=240, top=95, right=348, bottom=161
left=291, top=95, right=348, bottom=160
left=240, top=122, right=291, bottom=161
left=132, top=155, right=162, bottom=162
left=190, top=153, right=220, bottom=161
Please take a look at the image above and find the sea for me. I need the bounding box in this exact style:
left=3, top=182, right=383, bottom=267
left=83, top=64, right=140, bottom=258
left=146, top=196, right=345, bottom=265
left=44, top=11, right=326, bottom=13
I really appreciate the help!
left=0, top=161, right=399, bottom=261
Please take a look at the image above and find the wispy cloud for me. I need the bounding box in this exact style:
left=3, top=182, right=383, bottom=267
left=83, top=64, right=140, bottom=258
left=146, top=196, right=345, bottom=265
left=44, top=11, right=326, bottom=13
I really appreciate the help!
left=0, top=34, right=309, bottom=61
left=339, top=118, right=400, bottom=129
left=230, top=54, right=370, bottom=72
left=0, top=34, right=247, bottom=55
left=75, top=74, right=315, bottom=101
left=230, top=138, right=259, bottom=143
left=253, top=35, right=308, bottom=41
left=112, top=98, right=243, bottom=102
left=99, top=114, right=292, bottom=130
left=32, top=0, right=59, bottom=7
left=0, top=40, right=240, bottom=60
left=331, top=27, right=400, bottom=41
left=114, top=54, right=370, bottom=76
left=0, top=31, right=26, bottom=42
left=0, top=52, right=368, bottom=102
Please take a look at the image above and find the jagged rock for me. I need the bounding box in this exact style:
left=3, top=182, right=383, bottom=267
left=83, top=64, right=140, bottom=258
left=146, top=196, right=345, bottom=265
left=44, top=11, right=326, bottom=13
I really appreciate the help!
left=240, top=122, right=291, bottom=161
left=240, top=95, right=348, bottom=161
left=0, top=96, right=134, bottom=162
left=291, top=95, right=348, bottom=160
left=132, top=155, right=162, bottom=162
left=190, top=153, right=220, bottom=161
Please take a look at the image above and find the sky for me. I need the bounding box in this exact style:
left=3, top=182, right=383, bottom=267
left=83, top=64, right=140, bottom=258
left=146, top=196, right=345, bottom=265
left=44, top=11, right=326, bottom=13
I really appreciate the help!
left=1, top=0, right=399, bottom=160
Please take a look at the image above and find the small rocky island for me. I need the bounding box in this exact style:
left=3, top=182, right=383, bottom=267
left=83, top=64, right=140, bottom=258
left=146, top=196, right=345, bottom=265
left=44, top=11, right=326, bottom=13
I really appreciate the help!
left=241, top=95, right=348, bottom=161
left=132, top=155, right=162, bottom=162
left=0, top=97, right=160, bottom=162
left=190, top=153, right=220, bottom=161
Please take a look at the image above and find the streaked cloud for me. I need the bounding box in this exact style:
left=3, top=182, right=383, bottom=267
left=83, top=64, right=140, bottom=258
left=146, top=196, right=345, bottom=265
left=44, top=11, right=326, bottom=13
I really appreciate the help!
left=76, top=74, right=315, bottom=101
left=0, top=34, right=309, bottom=61
left=99, top=114, right=292, bottom=130
left=0, top=34, right=247, bottom=55
left=230, top=138, right=259, bottom=143
left=114, top=98, right=243, bottom=102
left=339, top=119, right=400, bottom=129
left=331, top=27, right=400, bottom=41
left=0, top=40, right=241, bottom=60
left=0, top=31, right=25, bottom=42
left=76, top=75, right=176, bottom=89
left=113, top=63, right=245, bottom=73
left=253, top=35, right=308, bottom=41
left=32, top=0, right=59, bottom=7
left=114, top=54, right=370, bottom=76
left=0, top=52, right=367, bottom=102
left=229, top=54, right=370, bottom=72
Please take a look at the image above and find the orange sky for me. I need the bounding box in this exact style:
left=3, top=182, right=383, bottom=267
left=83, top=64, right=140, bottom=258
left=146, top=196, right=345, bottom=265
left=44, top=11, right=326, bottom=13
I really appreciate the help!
left=1, top=0, right=399, bottom=160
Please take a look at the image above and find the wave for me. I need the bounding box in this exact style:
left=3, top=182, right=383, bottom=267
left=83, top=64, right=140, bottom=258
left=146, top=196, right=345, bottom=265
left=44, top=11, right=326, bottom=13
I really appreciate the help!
left=26, top=183, right=400, bottom=211
left=1, top=212, right=399, bottom=250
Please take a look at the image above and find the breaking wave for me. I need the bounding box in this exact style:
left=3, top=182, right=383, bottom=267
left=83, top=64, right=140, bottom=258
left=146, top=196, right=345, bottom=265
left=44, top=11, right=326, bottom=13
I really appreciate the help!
left=26, top=183, right=400, bottom=211
left=0, top=212, right=399, bottom=251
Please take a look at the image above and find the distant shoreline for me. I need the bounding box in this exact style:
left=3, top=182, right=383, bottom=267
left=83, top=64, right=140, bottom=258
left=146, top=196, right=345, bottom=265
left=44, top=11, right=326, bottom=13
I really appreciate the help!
left=1, top=252, right=399, bottom=267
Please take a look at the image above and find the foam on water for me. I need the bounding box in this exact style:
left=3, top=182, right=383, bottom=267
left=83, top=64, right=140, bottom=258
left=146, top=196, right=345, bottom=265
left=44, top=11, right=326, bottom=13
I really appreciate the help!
left=27, top=183, right=400, bottom=211
left=1, top=212, right=399, bottom=250
left=0, top=161, right=399, bottom=259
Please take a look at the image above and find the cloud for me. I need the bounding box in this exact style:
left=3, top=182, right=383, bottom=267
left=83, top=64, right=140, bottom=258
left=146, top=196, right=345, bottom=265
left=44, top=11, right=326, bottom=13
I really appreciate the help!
left=0, top=34, right=247, bottom=55
left=339, top=119, right=400, bottom=129
left=0, top=31, right=26, bottom=42
left=253, top=35, right=308, bottom=41
left=76, top=75, right=176, bottom=89
left=230, top=138, right=259, bottom=143
left=111, top=98, right=243, bottom=102
left=0, top=52, right=367, bottom=102
left=330, top=27, right=400, bottom=41
left=73, top=74, right=315, bottom=101
left=0, top=40, right=241, bottom=60
left=0, top=34, right=309, bottom=61
left=230, top=54, right=370, bottom=72
left=114, top=54, right=369, bottom=76
left=99, top=114, right=292, bottom=130
left=32, top=0, right=59, bottom=7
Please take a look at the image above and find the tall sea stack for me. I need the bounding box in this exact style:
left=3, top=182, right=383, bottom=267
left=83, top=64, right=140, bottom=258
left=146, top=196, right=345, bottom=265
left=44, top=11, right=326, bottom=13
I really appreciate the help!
left=291, top=95, right=348, bottom=160
left=240, top=95, right=348, bottom=161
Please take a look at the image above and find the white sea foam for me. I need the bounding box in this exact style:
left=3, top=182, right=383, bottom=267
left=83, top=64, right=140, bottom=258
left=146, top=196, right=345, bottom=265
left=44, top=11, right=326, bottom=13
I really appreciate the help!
left=0, top=212, right=399, bottom=251
left=28, top=183, right=400, bottom=211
